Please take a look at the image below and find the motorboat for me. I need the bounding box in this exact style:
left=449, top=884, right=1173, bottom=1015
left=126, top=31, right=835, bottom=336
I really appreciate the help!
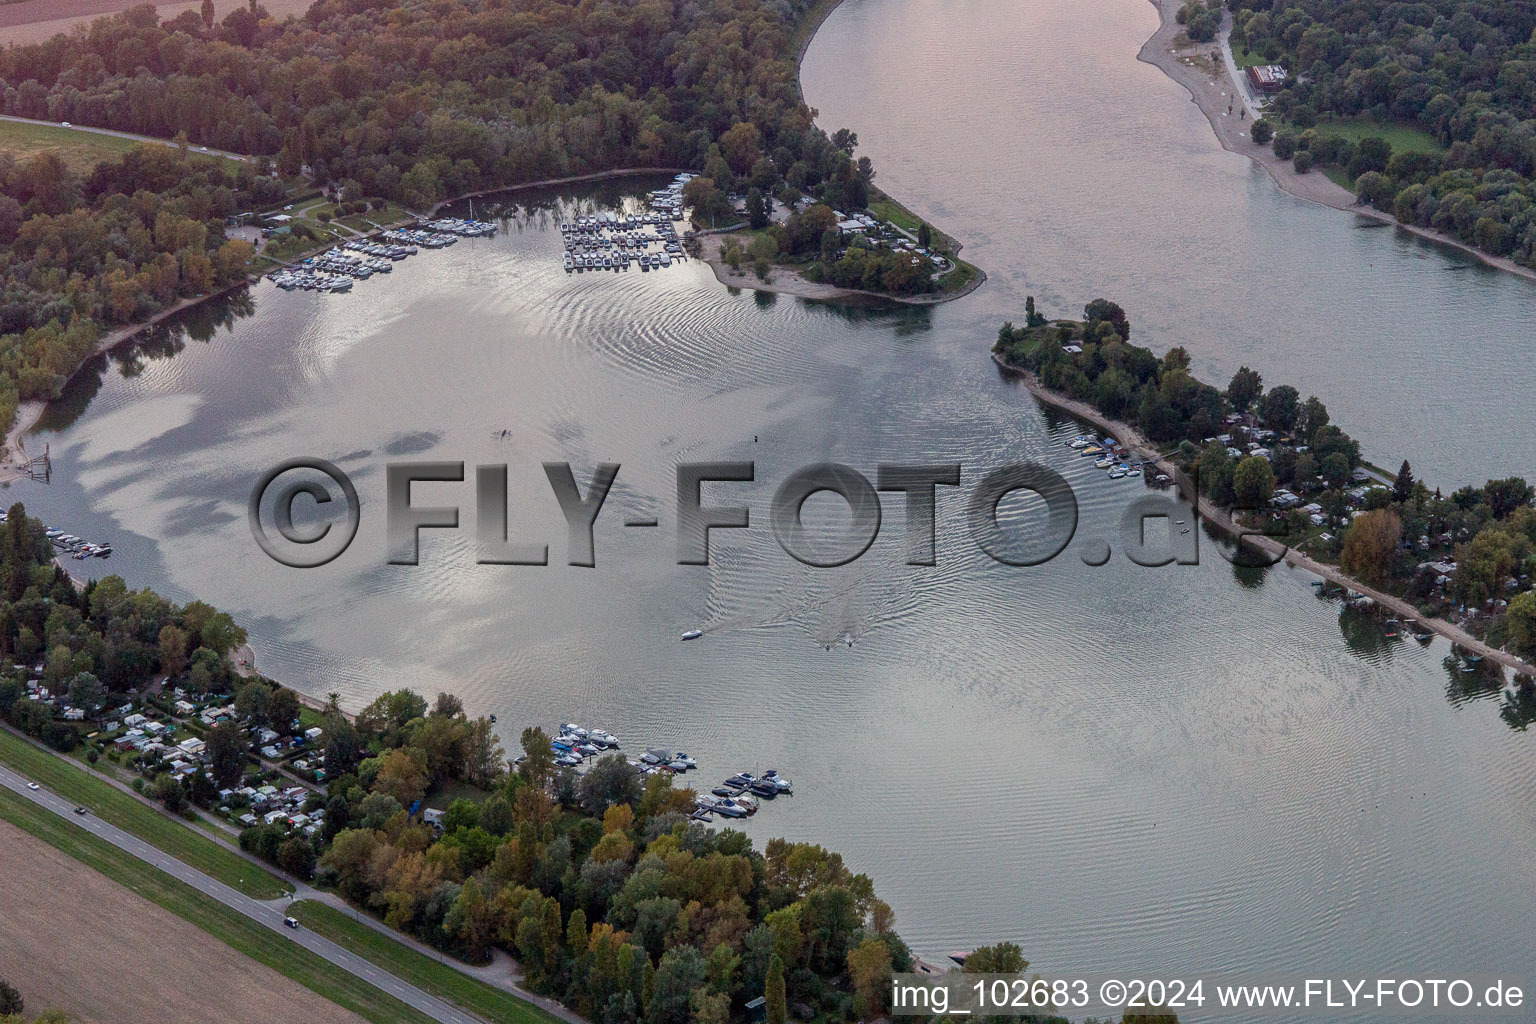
left=761, top=770, right=792, bottom=793
left=712, top=799, right=749, bottom=818
left=589, top=729, right=619, bottom=748
left=721, top=772, right=754, bottom=789
left=680, top=629, right=703, bottom=641
left=640, top=747, right=672, bottom=766
left=1095, top=457, right=1114, bottom=469
left=671, top=752, right=696, bottom=770
left=749, top=778, right=779, bottom=798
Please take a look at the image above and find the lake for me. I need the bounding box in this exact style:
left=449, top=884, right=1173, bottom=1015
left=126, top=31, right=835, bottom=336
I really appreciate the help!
left=10, top=0, right=1536, bottom=1017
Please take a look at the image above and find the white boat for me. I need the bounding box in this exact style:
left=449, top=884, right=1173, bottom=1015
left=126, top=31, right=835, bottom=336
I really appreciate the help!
left=680, top=629, right=703, bottom=641
left=762, top=770, right=792, bottom=793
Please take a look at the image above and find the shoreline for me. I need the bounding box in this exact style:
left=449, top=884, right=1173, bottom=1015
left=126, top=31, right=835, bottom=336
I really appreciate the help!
left=992, top=352, right=1536, bottom=680
left=696, top=233, right=987, bottom=306
left=1, top=278, right=253, bottom=485
left=0, top=167, right=701, bottom=483
left=1136, top=0, right=1536, bottom=288
left=698, top=0, right=987, bottom=308
left=421, top=165, right=692, bottom=219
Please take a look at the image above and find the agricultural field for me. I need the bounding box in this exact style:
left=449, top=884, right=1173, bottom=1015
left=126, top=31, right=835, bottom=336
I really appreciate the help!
left=0, top=817, right=366, bottom=1024
left=0, top=0, right=313, bottom=45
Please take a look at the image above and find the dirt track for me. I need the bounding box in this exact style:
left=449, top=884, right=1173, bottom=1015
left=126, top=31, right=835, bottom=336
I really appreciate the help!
left=0, top=818, right=366, bottom=1024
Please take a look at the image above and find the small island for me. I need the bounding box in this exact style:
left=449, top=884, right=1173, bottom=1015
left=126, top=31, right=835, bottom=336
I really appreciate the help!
left=992, top=298, right=1536, bottom=693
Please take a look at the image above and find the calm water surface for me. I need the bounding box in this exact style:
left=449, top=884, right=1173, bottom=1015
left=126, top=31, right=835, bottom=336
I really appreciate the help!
left=12, top=1, right=1536, bottom=1017
left=803, top=0, right=1536, bottom=488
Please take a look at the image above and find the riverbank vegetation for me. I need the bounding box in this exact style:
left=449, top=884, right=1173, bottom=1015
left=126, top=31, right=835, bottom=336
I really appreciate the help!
left=0, top=0, right=911, bottom=427
left=0, top=144, right=270, bottom=426
left=251, top=692, right=922, bottom=1023
left=994, top=302, right=1536, bottom=691
left=1230, top=0, right=1536, bottom=269
left=0, top=500, right=1059, bottom=1023
left=708, top=164, right=975, bottom=298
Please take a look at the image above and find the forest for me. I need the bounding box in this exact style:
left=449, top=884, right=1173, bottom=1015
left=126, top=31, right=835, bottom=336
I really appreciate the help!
left=1230, top=0, right=1536, bottom=267
left=0, top=0, right=875, bottom=426
left=0, top=145, right=269, bottom=425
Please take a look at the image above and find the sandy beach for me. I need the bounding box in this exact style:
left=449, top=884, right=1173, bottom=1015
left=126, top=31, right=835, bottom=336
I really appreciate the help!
left=1138, top=0, right=1536, bottom=287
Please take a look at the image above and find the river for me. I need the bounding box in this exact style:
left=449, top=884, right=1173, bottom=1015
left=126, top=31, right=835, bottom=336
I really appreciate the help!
left=9, top=0, right=1536, bottom=1018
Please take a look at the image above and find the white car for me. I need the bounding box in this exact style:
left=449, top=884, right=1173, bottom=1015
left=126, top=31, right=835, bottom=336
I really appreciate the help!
left=26, top=782, right=39, bottom=790
left=60, top=121, right=71, bottom=127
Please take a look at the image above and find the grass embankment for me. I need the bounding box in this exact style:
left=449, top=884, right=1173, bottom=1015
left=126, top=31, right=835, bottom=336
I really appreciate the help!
left=291, top=901, right=561, bottom=1024
left=868, top=198, right=920, bottom=235
left=0, top=786, right=436, bottom=1024
left=0, top=119, right=241, bottom=176
left=0, top=728, right=289, bottom=899
left=0, top=118, right=140, bottom=172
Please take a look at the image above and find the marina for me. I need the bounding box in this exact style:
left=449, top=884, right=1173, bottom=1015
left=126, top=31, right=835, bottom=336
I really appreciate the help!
left=265, top=218, right=497, bottom=293
left=1067, top=433, right=1143, bottom=479
left=547, top=721, right=794, bottom=823
left=37, top=517, right=112, bottom=561
left=558, top=174, right=694, bottom=273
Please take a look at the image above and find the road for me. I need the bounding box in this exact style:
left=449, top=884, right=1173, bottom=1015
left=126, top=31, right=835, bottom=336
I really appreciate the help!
left=0, top=763, right=482, bottom=1024
left=1217, top=11, right=1264, bottom=122
left=0, top=113, right=250, bottom=163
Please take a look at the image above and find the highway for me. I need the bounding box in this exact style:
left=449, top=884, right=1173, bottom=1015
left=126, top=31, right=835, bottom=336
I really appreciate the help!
left=0, top=763, right=483, bottom=1024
